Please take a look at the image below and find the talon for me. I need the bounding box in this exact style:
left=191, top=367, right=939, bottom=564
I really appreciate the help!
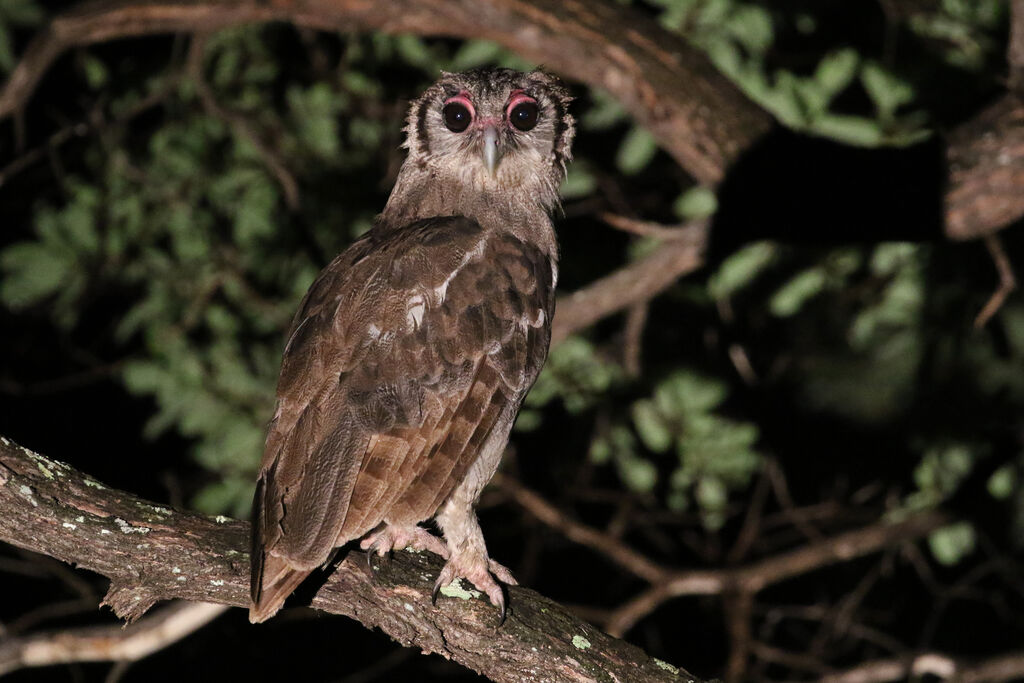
left=497, top=589, right=507, bottom=627
left=431, top=579, right=441, bottom=605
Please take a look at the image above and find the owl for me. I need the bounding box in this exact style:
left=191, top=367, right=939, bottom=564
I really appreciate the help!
left=250, top=68, right=575, bottom=623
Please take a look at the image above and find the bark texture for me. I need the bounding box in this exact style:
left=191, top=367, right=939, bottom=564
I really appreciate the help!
left=0, top=434, right=697, bottom=683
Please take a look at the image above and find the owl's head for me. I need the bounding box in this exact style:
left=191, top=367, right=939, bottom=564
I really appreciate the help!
left=402, top=68, right=575, bottom=210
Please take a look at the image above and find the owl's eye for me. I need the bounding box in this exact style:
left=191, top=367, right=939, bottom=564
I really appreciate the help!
left=509, top=101, right=539, bottom=132
left=442, top=101, right=473, bottom=133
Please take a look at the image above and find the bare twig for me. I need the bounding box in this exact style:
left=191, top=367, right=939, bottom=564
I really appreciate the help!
left=601, top=214, right=704, bottom=241
left=622, top=302, right=648, bottom=377
left=723, top=591, right=753, bottom=683
left=497, top=474, right=948, bottom=639
left=0, top=602, right=228, bottom=676
left=974, top=234, right=1017, bottom=328
left=552, top=222, right=708, bottom=345
left=603, top=510, right=948, bottom=637
left=493, top=474, right=670, bottom=584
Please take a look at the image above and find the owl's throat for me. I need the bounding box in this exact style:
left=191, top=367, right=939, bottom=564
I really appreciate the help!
left=379, top=160, right=562, bottom=256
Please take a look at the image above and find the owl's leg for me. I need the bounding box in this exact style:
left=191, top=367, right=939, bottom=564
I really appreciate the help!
left=359, top=523, right=449, bottom=560
left=433, top=497, right=518, bottom=622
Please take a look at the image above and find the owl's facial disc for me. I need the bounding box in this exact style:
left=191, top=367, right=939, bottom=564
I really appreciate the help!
left=440, top=89, right=545, bottom=178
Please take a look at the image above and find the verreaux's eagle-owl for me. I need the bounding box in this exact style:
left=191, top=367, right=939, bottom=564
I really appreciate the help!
left=250, top=68, right=574, bottom=622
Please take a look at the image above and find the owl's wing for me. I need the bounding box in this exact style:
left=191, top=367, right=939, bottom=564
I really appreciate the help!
left=250, top=216, right=553, bottom=621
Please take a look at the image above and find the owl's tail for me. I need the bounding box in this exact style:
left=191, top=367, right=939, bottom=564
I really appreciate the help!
left=249, top=551, right=312, bottom=623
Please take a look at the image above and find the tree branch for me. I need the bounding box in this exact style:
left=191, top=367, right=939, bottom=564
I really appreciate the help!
left=552, top=222, right=707, bottom=345
left=0, top=435, right=696, bottom=683
left=819, top=650, right=1024, bottom=683
left=0, top=602, right=228, bottom=676
left=496, top=474, right=949, bottom=639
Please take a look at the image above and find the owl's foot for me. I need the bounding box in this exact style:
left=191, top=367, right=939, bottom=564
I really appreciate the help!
left=360, top=524, right=450, bottom=573
left=431, top=551, right=518, bottom=625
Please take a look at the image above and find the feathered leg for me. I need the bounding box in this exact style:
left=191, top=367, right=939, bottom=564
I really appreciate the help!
left=433, top=494, right=517, bottom=622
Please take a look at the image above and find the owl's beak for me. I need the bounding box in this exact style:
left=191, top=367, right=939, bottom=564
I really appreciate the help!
left=481, top=125, right=502, bottom=176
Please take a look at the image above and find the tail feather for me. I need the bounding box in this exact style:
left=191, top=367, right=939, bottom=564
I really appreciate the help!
left=249, top=552, right=312, bottom=623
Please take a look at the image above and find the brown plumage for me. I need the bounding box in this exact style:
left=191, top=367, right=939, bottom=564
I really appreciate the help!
left=250, top=68, right=574, bottom=623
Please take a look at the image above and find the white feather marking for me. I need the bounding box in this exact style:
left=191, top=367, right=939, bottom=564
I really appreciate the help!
left=407, top=294, right=425, bottom=330
left=367, top=323, right=382, bottom=340
left=432, top=238, right=487, bottom=304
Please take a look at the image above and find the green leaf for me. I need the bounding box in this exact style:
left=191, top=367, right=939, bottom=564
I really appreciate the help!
left=393, top=34, right=437, bottom=71
left=581, top=91, right=628, bottom=131
left=861, top=62, right=915, bottom=119
left=988, top=465, right=1016, bottom=500
left=617, top=455, right=657, bottom=493
left=560, top=165, right=597, bottom=200
left=632, top=399, right=673, bottom=452
left=708, top=241, right=776, bottom=300
left=770, top=267, right=826, bottom=317
left=654, top=371, right=728, bottom=417
left=450, top=40, right=503, bottom=70
left=0, top=242, right=70, bottom=308
left=928, top=522, right=976, bottom=566
left=287, top=83, right=341, bottom=158
left=726, top=5, right=773, bottom=54
left=616, top=126, right=658, bottom=175
left=673, top=186, right=717, bottom=219
left=81, top=53, right=108, bottom=89
left=814, top=49, right=859, bottom=97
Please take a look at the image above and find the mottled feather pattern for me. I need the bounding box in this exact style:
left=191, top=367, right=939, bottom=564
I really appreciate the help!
left=252, top=218, right=553, bottom=584
left=251, top=68, right=572, bottom=622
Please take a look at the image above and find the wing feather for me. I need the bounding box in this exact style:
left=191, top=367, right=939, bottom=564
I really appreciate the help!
left=250, top=216, right=553, bottom=621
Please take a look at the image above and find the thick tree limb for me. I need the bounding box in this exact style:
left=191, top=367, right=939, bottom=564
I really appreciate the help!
left=0, top=435, right=695, bottom=683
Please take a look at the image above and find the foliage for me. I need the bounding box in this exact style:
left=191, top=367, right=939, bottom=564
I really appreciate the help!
left=1, top=0, right=1020, bottom=561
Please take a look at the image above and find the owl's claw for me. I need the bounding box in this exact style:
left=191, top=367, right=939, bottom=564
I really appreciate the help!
left=431, top=554, right=516, bottom=625
left=365, top=546, right=391, bottom=576
left=360, top=524, right=450, bottom=561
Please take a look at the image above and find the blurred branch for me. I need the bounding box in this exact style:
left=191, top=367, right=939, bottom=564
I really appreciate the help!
left=496, top=475, right=948, bottom=640
left=0, top=602, right=227, bottom=677
left=552, top=222, right=708, bottom=345
left=819, top=650, right=1024, bottom=683
left=494, top=474, right=669, bottom=584
left=974, top=234, right=1017, bottom=328
left=0, top=436, right=695, bottom=683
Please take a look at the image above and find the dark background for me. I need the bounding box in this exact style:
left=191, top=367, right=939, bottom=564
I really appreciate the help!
left=2, top=1, right=1023, bottom=681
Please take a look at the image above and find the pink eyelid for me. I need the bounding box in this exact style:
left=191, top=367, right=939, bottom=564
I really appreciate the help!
left=506, top=93, right=537, bottom=116
left=443, top=94, right=475, bottom=119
